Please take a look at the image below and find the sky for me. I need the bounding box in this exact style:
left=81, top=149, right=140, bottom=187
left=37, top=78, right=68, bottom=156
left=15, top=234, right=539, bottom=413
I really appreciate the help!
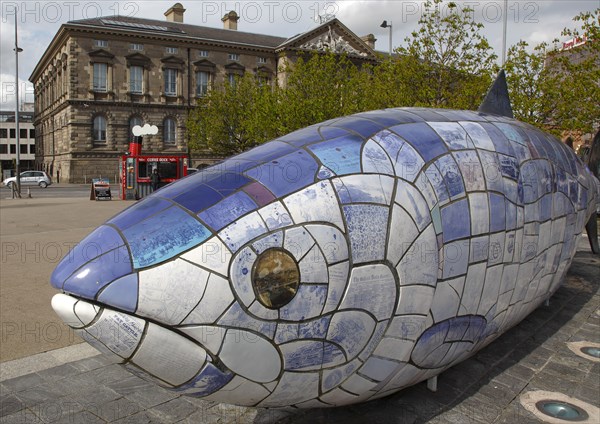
left=0, top=0, right=598, bottom=109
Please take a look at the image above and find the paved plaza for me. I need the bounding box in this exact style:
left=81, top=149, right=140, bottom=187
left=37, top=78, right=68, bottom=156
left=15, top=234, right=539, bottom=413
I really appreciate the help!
left=1, top=193, right=598, bottom=423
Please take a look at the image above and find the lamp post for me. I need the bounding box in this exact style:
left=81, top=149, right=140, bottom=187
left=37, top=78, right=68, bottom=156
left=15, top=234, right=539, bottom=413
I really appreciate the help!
left=14, top=13, right=23, bottom=197
left=380, top=20, right=392, bottom=56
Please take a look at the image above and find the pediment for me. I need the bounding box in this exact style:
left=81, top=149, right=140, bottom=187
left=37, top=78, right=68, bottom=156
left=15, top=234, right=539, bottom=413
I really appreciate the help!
left=193, top=59, right=216, bottom=69
left=224, top=62, right=245, bottom=71
left=126, top=52, right=151, bottom=63
left=278, top=19, right=375, bottom=59
left=88, top=49, right=115, bottom=59
left=161, top=55, right=185, bottom=65
left=255, top=65, right=273, bottom=75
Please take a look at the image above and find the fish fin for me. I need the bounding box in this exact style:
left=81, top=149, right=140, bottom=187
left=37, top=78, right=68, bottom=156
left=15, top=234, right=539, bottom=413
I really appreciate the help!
left=478, top=70, right=514, bottom=118
left=585, top=214, right=600, bottom=254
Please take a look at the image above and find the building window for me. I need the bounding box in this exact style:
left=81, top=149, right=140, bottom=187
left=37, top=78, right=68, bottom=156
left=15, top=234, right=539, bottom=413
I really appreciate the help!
left=20, top=144, right=27, bottom=154
left=164, top=68, right=177, bottom=96
left=10, top=145, right=16, bottom=154
left=29, top=129, right=35, bottom=139
left=130, top=66, right=143, bottom=93
left=10, top=129, right=15, bottom=138
left=258, top=57, right=267, bottom=64
left=129, top=116, right=143, bottom=139
left=228, top=73, right=238, bottom=87
left=20, top=129, right=27, bottom=139
left=166, top=46, right=178, bottom=54
left=163, top=118, right=176, bottom=145
left=0, top=145, right=7, bottom=154
left=228, top=53, right=240, bottom=61
left=130, top=43, right=143, bottom=51
left=199, top=50, right=209, bottom=57
left=93, top=63, right=107, bottom=92
left=93, top=115, right=107, bottom=143
left=0, top=129, right=6, bottom=138
left=196, top=71, right=210, bottom=97
left=29, top=144, right=35, bottom=154
left=94, top=40, right=108, bottom=47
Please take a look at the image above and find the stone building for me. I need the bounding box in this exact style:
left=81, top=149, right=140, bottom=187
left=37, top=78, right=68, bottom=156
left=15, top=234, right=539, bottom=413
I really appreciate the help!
left=29, top=3, right=378, bottom=183
left=0, top=104, right=36, bottom=179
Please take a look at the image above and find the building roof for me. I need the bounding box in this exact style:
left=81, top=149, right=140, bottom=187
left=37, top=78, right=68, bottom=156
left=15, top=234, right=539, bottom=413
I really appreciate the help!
left=67, top=15, right=289, bottom=49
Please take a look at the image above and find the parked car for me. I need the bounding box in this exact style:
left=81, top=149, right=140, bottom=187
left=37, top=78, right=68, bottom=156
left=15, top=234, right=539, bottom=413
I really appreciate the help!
left=3, top=171, right=52, bottom=188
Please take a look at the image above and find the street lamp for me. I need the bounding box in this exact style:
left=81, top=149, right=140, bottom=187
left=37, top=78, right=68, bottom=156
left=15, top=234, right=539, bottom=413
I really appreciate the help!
left=14, top=13, right=23, bottom=197
left=380, top=20, right=393, bottom=56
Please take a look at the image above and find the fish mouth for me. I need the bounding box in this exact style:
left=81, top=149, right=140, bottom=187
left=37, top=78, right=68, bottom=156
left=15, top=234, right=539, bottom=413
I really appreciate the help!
left=51, top=293, right=234, bottom=396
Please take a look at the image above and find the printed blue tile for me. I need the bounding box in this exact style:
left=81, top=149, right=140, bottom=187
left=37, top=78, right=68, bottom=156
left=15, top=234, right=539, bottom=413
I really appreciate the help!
left=343, top=204, right=389, bottom=264
left=173, top=184, right=223, bottom=214
left=460, top=121, right=496, bottom=151
left=332, top=117, right=386, bottom=138
left=428, top=122, right=474, bottom=150
left=199, top=191, right=257, bottom=231
left=404, top=108, right=450, bottom=122
left=63, top=246, right=132, bottom=300
left=372, top=130, right=405, bottom=162
left=355, top=110, right=417, bottom=126
left=298, top=316, right=331, bottom=339
left=50, top=225, right=125, bottom=289
left=308, top=135, right=363, bottom=175
left=489, top=193, right=506, bottom=232
left=317, top=166, right=335, bottom=179
left=441, top=199, right=470, bottom=242
left=498, top=154, right=519, bottom=180
left=245, top=150, right=319, bottom=197
left=97, top=274, right=138, bottom=312
left=512, top=142, right=532, bottom=164
left=108, top=197, right=173, bottom=230
left=218, top=211, right=268, bottom=252
left=479, top=122, right=514, bottom=156
left=282, top=341, right=324, bottom=370
left=479, top=151, right=505, bottom=192
left=278, top=125, right=323, bottom=147
left=334, top=174, right=394, bottom=205
left=123, top=206, right=212, bottom=269
left=327, top=310, right=375, bottom=359
left=318, top=126, right=353, bottom=141
left=394, top=141, right=425, bottom=182
left=436, top=110, right=487, bottom=122
left=425, top=164, right=450, bottom=203
left=203, top=173, right=253, bottom=197
left=390, top=123, right=448, bottom=163
left=279, top=284, right=327, bottom=321
left=435, top=155, right=465, bottom=199
left=322, top=342, right=346, bottom=367
left=540, top=194, right=553, bottom=222
left=175, top=362, right=233, bottom=397
left=453, top=150, right=485, bottom=192
left=362, top=139, right=394, bottom=175
left=236, top=140, right=297, bottom=163
left=218, top=302, right=276, bottom=337
left=494, top=123, right=529, bottom=145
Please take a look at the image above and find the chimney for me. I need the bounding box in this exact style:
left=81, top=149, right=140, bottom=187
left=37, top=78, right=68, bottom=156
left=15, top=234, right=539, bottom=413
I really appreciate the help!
left=222, top=11, right=239, bottom=30
left=361, top=34, right=377, bottom=49
left=165, top=3, right=185, bottom=23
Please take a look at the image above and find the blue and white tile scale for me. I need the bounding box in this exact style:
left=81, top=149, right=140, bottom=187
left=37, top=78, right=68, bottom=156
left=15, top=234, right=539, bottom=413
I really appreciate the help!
left=50, top=106, right=599, bottom=408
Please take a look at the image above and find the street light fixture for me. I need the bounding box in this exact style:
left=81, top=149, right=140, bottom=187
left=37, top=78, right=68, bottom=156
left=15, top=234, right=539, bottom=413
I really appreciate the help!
left=14, top=13, right=23, bottom=197
left=380, top=20, right=393, bottom=56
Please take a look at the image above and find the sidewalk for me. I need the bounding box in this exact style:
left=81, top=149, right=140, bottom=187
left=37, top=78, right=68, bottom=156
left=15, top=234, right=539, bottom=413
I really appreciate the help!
left=1, top=242, right=598, bottom=423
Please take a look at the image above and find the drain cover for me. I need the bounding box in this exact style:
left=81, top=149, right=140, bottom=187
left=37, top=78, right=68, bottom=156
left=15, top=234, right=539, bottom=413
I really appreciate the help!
left=535, top=400, right=589, bottom=421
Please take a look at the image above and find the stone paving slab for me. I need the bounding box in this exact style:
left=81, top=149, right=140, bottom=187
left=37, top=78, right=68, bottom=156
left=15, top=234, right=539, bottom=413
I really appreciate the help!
left=0, top=249, right=598, bottom=423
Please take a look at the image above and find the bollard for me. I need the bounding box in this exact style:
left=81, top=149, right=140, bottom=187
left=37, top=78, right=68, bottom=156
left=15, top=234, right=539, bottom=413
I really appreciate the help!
left=27, top=187, right=32, bottom=198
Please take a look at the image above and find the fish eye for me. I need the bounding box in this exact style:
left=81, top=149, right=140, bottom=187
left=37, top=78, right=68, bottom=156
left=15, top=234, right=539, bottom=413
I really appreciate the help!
left=252, top=248, right=300, bottom=309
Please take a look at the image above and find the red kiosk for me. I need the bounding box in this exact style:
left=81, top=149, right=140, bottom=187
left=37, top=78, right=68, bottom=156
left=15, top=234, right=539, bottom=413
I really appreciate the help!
left=120, top=126, right=189, bottom=200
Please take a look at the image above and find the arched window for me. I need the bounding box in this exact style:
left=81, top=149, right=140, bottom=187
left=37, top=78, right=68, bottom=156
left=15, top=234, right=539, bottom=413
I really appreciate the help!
left=129, top=116, right=143, bottom=140
left=93, top=115, right=107, bottom=144
left=163, top=118, right=176, bottom=145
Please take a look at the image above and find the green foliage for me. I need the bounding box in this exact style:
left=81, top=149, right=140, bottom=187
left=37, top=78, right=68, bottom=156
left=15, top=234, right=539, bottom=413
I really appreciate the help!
left=396, top=0, right=496, bottom=109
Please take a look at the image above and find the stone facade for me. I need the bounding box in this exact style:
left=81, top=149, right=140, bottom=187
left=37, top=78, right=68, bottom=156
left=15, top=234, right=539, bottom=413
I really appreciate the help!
left=30, top=5, right=377, bottom=183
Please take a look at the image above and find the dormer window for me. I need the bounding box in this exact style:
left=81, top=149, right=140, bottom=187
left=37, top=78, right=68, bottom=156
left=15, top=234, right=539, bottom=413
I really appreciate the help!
left=228, top=53, right=240, bottom=61
left=94, top=40, right=108, bottom=48
left=166, top=46, right=178, bottom=54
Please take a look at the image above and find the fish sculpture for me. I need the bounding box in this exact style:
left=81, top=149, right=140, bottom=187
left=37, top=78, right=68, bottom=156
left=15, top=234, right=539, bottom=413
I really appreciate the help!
left=50, top=72, right=599, bottom=408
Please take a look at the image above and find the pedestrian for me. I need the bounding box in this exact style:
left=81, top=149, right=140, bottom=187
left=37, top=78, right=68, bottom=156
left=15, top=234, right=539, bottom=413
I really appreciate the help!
left=150, top=168, right=160, bottom=191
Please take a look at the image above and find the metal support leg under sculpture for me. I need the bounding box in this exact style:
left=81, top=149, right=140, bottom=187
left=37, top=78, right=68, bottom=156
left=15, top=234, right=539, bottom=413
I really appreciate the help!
left=585, top=215, right=599, bottom=254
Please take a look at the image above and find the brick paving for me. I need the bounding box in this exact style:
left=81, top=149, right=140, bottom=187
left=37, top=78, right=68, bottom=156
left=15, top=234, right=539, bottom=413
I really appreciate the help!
left=1, top=250, right=598, bottom=423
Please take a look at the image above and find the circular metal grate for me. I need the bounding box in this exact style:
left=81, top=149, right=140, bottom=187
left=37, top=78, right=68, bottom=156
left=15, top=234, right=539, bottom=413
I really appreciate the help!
left=535, top=400, right=589, bottom=421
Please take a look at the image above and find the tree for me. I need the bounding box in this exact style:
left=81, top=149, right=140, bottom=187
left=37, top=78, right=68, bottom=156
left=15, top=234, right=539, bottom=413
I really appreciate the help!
left=396, top=0, right=497, bottom=109
left=187, top=74, right=280, bottom=156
